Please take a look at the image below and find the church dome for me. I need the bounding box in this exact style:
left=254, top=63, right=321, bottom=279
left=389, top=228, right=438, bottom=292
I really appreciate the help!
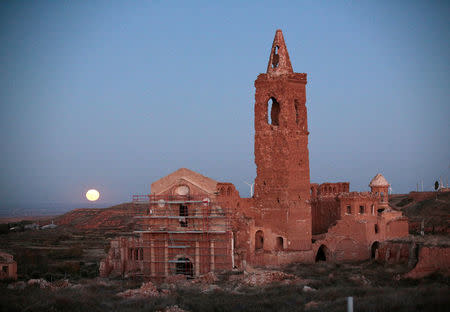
left=369, top=173, right=389, bottom=187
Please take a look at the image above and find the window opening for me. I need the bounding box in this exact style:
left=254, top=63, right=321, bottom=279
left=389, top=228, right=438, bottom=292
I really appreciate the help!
left=267, top=97, right=280, bottom=126
left=374, top=224, right=379, bottom=234
left=346, top=205, right=351, bottom=214
left=294, top=100, right=300, bottom=124
left=179, top=204, right=188, bottom=227
left=359, top=205, right=365, bottom=214
left=272, top=45, right=279, bottom=68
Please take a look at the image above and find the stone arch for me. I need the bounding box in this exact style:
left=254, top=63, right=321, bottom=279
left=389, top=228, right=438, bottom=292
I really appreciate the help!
left=255, top=230, right=264, bottom=250
left=267, top=97, right=280, bottom=126
left=315, top=244, right=329, bottom=262
left=275, top=236, right=284, bottom=250
left=371, top=241, right=380, bottom=260
left=175, top=256, right=194, bottom=276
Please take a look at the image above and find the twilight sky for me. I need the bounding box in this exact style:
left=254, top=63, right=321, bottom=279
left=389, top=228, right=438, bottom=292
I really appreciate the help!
left=1, top=1, right=449, bottom=216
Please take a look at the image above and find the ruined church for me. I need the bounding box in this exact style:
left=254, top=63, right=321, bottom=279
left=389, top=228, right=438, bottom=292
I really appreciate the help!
left=100, top=30, right=409, bottom=278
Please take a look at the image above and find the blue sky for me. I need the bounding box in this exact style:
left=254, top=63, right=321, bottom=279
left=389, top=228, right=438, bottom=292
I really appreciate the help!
left=1, top=1, right=449, bottom=215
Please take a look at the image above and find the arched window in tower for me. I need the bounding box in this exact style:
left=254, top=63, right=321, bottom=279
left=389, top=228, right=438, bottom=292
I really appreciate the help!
left=272, top=45, right=279, bottom=68
left=294, top=100, right=300, bottom=125
left=267, top=97, right=280, bottom=126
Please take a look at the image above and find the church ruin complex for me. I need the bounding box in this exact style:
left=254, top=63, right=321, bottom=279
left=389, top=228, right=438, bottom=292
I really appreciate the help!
left=100, top=30, right=409, bottom=279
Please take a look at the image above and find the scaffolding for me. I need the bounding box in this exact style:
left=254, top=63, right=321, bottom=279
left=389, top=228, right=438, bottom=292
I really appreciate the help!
left=129, top=194, right=232, bottom=278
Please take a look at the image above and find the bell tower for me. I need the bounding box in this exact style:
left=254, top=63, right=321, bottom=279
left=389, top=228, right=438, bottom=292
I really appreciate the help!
left=253, top=30, right=311, bottom=251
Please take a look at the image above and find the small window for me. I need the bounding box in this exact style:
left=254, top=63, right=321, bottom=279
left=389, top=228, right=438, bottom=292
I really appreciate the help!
left=359, top=205, right=365, bottom=214
left=272, top=46, right=279, bottom=68
left=134, top=248, right=139, bottom=261
left=139, top=248, right=144, bottom=260
left=371, top=204, right=375, bottom=215
left=2, top=266, right=8, bottom=273
left=346, top=205, right=351, bottom=214
left=374, top=224, right=379, bottom=234
left=294, top=100, right=300, bottom=125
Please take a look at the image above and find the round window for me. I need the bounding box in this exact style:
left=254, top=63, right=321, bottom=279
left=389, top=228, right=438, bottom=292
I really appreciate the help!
left=175, top=185, right=190, bottom=196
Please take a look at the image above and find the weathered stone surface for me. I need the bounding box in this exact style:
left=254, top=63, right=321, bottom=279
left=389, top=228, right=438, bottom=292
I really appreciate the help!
left=405, top=246, right=450, bottom=278
left=98, top=30, right=412, bottom=280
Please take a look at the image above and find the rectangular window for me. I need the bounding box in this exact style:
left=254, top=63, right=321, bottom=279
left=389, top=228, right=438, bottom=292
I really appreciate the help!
left=179, top=204, right=188, bottom=227
left=359, top=205, right=365, bottom=214
left=346, top=205, right=351, bottom=214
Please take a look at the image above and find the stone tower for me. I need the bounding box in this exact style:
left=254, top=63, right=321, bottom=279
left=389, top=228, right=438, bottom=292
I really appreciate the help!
left=253, top=30, right=312, bottom=251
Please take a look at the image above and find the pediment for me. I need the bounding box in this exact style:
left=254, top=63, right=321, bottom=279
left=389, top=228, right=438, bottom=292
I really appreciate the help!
left=151, top=168, right=218, bottom=196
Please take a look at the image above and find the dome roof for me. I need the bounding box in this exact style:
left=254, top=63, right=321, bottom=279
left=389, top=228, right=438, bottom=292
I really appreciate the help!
left=369, top=173, right=389, bottom=187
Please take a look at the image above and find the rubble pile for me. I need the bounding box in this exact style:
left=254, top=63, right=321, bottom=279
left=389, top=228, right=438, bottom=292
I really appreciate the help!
left=242, top=270, right=300, bottom=287
left=117, top=281, right=169, bottom=299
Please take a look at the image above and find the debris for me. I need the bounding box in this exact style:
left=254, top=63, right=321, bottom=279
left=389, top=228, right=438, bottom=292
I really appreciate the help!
left=302, top=285, right=316, bottom=292
left=242, top=270, right=298, bottom=287
left=117, top=281, right=166, bottom=298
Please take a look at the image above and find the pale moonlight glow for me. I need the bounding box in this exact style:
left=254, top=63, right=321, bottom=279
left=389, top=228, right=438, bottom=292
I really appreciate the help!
left=86, top=189, right=100, bottom=201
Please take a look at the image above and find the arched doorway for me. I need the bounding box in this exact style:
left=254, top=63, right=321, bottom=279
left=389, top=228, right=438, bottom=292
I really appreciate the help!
left=315, top=245, right=328, bottom=262
left=275, top=236, right=284, bottom=251
left=255, top=230, right=264, bottom=250
left=371, top=242, right=380, bottom=260
left=175, top=257, right=193, bottom=276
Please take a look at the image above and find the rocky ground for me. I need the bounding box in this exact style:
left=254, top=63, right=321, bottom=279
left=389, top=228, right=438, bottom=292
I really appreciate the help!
left=1, top=261, right=449, bottom=312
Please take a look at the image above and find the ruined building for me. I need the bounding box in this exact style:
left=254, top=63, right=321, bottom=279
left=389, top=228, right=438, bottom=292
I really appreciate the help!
left=100, top=30, right=409, bottom=278
left=0, top=251, right=17, bottom=280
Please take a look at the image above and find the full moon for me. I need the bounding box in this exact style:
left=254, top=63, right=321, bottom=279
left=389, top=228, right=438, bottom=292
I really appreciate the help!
left=86, top=189, right=100, bottom=201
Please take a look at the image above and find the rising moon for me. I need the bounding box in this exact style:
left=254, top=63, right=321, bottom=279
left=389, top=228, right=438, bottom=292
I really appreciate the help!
left=86, top=189, right=100, bottom=201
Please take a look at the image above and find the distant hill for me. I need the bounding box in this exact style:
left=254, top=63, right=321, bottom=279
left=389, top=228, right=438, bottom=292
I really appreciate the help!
left=12, top=193, right=448, bottom=235
left=390, top=191, right=450, bottom=234
left=55, top=202, right=139, bottom=231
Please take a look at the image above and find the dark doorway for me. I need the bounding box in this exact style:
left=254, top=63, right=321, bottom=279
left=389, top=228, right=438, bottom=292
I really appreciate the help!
left=255, top=230, right=264, bottom=250
left=315, top=245, right=328, bottom=262
left=371, top=242, right=380, bottom=260
left=175, top=257, right=193, bottom=276
left=276, top=236, right=284, bottom=250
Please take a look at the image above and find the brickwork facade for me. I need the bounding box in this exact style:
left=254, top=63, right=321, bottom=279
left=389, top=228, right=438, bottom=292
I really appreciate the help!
left=100, top=30, right=410, bottom=279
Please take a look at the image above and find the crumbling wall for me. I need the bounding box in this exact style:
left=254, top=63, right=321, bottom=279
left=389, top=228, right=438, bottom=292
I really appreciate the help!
left=311, top=196, right=340, bottom=235
left=405, top=246, right=450, bottom=278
